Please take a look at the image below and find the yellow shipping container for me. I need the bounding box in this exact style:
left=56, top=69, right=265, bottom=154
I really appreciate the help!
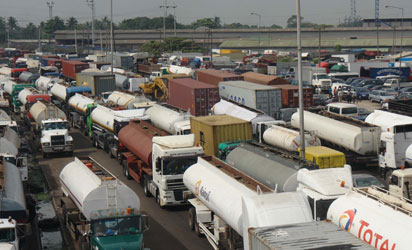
left=220, top=49, right=242, bottom=54
left=300, top=146, right=346, bottom=169
left=190, top=115, right=253, bottom=157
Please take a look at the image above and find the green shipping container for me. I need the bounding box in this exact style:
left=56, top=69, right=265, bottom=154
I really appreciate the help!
left=190, top=115, right=253, bottom=157
left=76, top=72, right=115, bottom=97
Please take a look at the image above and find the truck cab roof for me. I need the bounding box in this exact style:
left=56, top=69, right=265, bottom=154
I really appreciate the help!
left=0, top=218, right=16, bottom=229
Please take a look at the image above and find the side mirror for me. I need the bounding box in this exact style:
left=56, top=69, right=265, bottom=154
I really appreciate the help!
left=142, top=215, right=150, bottom=231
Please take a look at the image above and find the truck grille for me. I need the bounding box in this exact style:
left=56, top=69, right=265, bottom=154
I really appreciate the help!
left=173, top=189, right=184, bottom=201
left=51, top=135, right=65, bottom=146
left=167, top=179, right=184, bottom=189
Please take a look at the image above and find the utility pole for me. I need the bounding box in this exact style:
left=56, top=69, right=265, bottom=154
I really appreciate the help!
left=38, top=27, right=41, bottom=52
left=100, top=31, right=103, bottom=52
left=75, top=29, right=78, bottom=54
left=86, top=0, right=95, bottom=47
left=172, top=3, right=177, bottom=37
left=6, top=29, right=9, bottom=48
left=160, top=1, right=175, bottom=40
left=110, top=0, right=114, bottom=75
left=46, top=2, right=54, bottom=20
left=250, top=13, right=262, bottom=53
left=296, top=0, right=305, bottom=160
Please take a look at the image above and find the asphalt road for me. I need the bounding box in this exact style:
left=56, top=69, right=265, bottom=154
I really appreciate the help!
left=38, top=129, right=211, bottom=250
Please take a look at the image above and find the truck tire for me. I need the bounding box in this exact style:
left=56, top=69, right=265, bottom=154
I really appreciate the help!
left=122, top=160, right=132, bottom=180
left=156, top=191, right=165, bottom=209
left=143, top=177, right=152, bottom=197
left=188, top=207, right=196, bottom=231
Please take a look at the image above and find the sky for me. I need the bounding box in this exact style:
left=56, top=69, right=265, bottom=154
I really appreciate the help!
left=1, top=0, right=411, bottom=27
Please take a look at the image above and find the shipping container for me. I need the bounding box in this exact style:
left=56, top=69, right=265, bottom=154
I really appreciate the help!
left=167, top=78, right=220, bottom=116
left=298, top=146, right=346, bottom=169
left=275, top=84, right=313, bottom=108
left=248, top=221, right=373, bottom=250
left=112, top=53, right=134, bottom=70
left=46, top=59, right=63, bottom=69
left=218, top=81, right=282, bottom=119
left=76, top=72, right=115, bottom=97
left=190, top=115, right=253, bottom=156
left=62, top=60, right=89, bottom=80
left=196, top=69, right=244, bottom=86
left=137, top=64, right=161, bottom=75
left=242, top=71, right=288, bottom=85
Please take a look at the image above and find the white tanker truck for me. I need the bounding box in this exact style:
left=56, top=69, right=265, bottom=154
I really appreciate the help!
left=185, top=156, right=355, bottom=250
left=60, top=157, right=149, bottom=250
left=89, top=104, right=150, bottom=158
left=292, top=110, right=381, bottom=167
left=67, top=93, right=96, bottom=134
left=107, top=91, right=152, bottom=110
left=145, top=103, right=192, bottom=135
left=29, top=101, right=73, bottom=157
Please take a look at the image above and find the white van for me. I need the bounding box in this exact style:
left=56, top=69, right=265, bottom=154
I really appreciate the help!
left=326, top=103, right=358, bottom=118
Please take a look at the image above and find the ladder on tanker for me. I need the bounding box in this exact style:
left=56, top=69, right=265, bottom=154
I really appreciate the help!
left=106, top=180, right=118, bottom=209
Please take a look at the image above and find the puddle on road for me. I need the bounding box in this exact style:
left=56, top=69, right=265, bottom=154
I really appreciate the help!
left=28, top=162, right=66, bottom=250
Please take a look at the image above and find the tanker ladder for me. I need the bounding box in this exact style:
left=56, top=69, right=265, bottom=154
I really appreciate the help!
left=249, top=141, right=318, bottom=170
left=353, top=186, right=412, bottom=216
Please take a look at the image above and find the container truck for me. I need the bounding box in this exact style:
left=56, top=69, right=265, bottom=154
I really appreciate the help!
left=89, top=104, right=150, bottom=158
left=328, top=187, right=412, bottom=249
left=291, top=110, right=380, bottom=167
left=29, top=101, right=73, bottom=157
left=167, top=78, right=220, bottom=117
left=107, top=91, right=151, bottom=110
left=365, top=110, right=412, bottom=179
left=61, top=60, right=89, bottom=80
left=184, top=156, right=355, bottom=250
left=190, top=115, right=253, bottom=157
left=118, top=119, right=204, bottom=207
left=218, top=81, right=282, bottom=119
left=50, top=83, right=92, bottom=111
left=301, top=66, right=331, bottom=92
left=59, top=157, right=149, bottom=250
left=76, top=72, right=115, bottom=97
left=145, top=103, right=192, bottom=135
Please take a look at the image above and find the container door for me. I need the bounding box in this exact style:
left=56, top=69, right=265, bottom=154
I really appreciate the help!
left=255, top=90, right=269, bottom=114
left=268, top=90, right=282, bottom=118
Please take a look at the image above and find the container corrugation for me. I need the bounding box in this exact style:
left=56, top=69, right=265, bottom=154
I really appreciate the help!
left=62, top=60, right=89, bottom=80
left=137, top=64, right=161, bottom=74
left=190, top=115, right=252, bottom=156
left=167, top=78, right=220, bottom=116
left=46, top=59, right=63, bottom=69
left=76, top=72, right=115, bottom=97
left=242, top=72, right=289, bottom=85
left=248, top=221, right=373, bottom=250
left=275, top=84, right=313, bottom=108
left=196, top=69, right=244, bottom=86
left=218, top=81, right=282, bottom=119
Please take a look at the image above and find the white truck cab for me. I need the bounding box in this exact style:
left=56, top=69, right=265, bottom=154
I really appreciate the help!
left=312, top=73, right=332, bottom=92
left=149, top=71, right=162, bottom=81
left=41, top=119, right=73, bottom=157
left=389, top=168, right=412, bottom=199
left=326, top=103, right=358, bottom=118
left=0, top=218, right=19, bottom=250
left=148, top=135, right=204, bottom=207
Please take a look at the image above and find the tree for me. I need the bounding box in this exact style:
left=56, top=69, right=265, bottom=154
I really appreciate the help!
left=45, top=16, right=66, bottom=37
left=0, top=17, right=6, bottom=42
left=66, top=17, right=78, bottom=30
left=190, top=17, right=221, bottom=29
left=270, top=24, right=282, bottom=29
left=22, top=23, right=38, bottom=39
left=286, top=15, right=297, bottom=28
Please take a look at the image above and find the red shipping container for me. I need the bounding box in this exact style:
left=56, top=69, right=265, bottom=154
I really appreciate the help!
left=167, top=78, right=220, bottom=116
left=195, top=69, right=244, bottom=86
left=276, top=84, right=313, bottom=108
left=62, top=60, right=89, bottom=80
left=46, top=59, right=63, bottom=69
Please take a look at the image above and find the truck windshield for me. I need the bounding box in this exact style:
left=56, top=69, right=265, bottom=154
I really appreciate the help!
left=44, top=122, right=68, bottom=130
left=342, top=107, right=358, bottom=115
left=162, top=157, right=197, bottom=175
left=317, top=75, right=329, bottom=79
left=4, top=157, right=16, bottom=165
left=0, top=228, right=15, bottom=242
left=92, top=216, right=142, bottom=237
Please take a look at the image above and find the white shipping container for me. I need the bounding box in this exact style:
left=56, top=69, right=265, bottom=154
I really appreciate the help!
left=218, top=81, right=282, bottom=119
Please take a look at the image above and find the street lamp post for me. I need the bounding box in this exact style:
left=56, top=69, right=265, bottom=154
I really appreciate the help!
left=110, top=0, right=113, bottom=75
left=250, top=13, right=262, bottom=52
left=296, top=0, right=305, bottom=160
left=386, top=5, right=404, bottom=96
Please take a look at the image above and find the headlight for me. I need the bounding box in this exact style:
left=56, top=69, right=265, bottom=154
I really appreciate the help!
left=66, top=140, right=73, bottom=145
left=42, top=142, right=50, bottom=146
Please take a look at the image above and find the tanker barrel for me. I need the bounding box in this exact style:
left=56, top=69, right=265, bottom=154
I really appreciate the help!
left=115, top=74, right=129, bottom=90
left=59, top=157, right=140, bottom=220
left=226, top=143, right=306, bottom=192
left=118, top=120, right=168, bottom=166
left=29, top=101, right=67, bottom=125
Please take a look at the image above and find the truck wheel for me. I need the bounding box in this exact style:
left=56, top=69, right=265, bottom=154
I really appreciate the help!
left=143, top=177, right=152, bottom=197
left=122, top=160, right=132, bottom=180
left=109, top=150, right=114, bottom=158
left=156, top=191, right=164, bottom=209
left=188, top=207, right=196, bottom=231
